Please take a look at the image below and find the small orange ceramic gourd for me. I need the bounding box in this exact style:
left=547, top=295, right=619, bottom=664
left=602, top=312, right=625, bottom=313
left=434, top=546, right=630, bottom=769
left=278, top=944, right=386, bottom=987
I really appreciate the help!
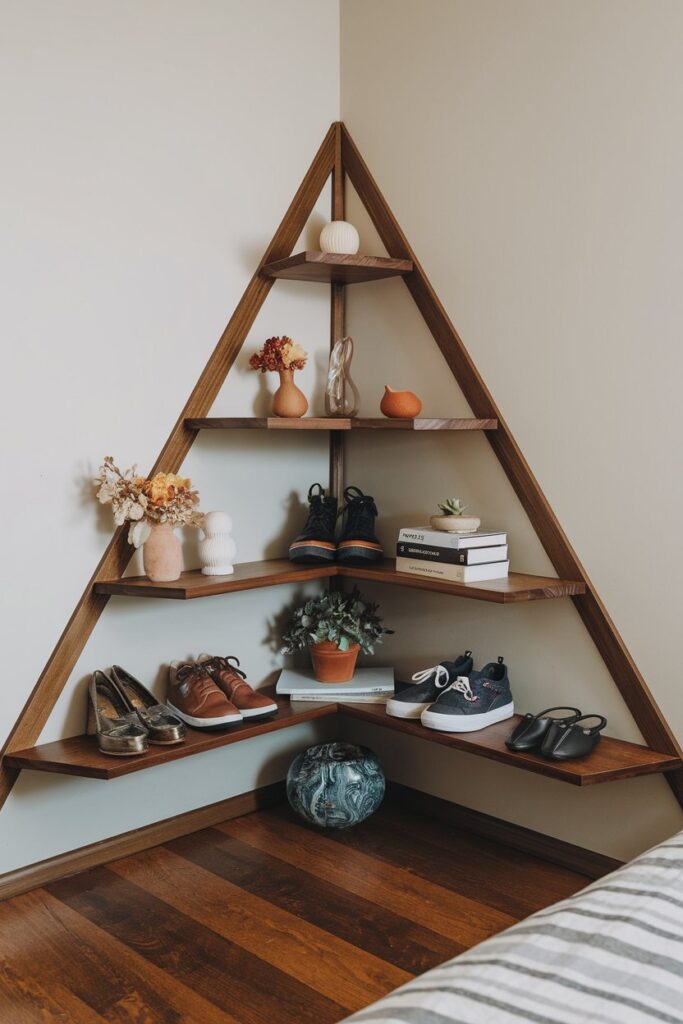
left=380, top=385, right=422, bottom=419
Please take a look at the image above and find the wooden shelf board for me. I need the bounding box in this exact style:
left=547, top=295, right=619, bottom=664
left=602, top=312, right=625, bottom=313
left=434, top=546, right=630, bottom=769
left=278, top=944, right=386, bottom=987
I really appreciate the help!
left=261, top=251, right=413, bottom=284
left=338, top=701, right=681, bottom=786
left=94, top=559, right=584, bottom=604
left=94, top=560, right=335, bottom=600
left=340, top=559, right=586, bottom=603
left=186, top=416, right=498, bottom=431
left=4, top=694, right=337, bottom=780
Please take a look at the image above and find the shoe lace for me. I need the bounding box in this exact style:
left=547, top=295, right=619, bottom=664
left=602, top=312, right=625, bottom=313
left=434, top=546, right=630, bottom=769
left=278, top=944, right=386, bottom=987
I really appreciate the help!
left=441, top=675, right=478, bottom=702
left=411, top=664, right=451, bottom=689
left=175, top=664, right=219, bottom=697
left=338, top=486, right=378, bottom=531
left=203, top=655, right=247, bottom=681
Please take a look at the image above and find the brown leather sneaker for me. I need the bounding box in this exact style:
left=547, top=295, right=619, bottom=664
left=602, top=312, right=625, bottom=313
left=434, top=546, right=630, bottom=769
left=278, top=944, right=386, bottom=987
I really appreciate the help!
left=197, top=654, right=278, bottom=719
left=167, top=661, right=242, bottom=728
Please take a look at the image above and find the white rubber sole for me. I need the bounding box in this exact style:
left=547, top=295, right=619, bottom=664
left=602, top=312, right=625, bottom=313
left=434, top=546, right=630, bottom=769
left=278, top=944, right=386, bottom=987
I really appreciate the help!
left=239, top=703, right=278, bottom=718
left=421, top=701, right=514, bottom=733
left=386, top=698, right=432, bottom=719
left=167, top=701, right=242, bottom=728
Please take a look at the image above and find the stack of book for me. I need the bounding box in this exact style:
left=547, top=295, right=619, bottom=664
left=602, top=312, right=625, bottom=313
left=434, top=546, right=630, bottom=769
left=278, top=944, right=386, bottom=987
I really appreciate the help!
left=276, top=666, right=395, bottom=703
left=396, top=527, right=509, bottom=583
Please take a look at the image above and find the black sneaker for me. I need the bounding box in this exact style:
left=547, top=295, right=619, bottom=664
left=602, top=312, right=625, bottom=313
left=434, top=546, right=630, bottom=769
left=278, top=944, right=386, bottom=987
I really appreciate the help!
left=336, top=486, right=383, bottom=566
left=289, top=483, right=338, bottom=564
left=386, top=652, right=474, bottom=719
left=421, top=656, right=514, bottom=733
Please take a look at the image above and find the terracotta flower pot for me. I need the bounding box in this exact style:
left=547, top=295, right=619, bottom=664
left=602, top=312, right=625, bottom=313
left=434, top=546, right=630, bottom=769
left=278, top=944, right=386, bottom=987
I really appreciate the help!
left=309, top=641, right=360, bottom=683
left=143, top=522, right=183, bottom=582
left=272, top=368, right=308, bottom=418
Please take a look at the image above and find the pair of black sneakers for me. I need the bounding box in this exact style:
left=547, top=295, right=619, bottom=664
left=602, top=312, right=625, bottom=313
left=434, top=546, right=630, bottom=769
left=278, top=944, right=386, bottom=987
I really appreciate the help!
left=289, top=483, right=383, bottom=567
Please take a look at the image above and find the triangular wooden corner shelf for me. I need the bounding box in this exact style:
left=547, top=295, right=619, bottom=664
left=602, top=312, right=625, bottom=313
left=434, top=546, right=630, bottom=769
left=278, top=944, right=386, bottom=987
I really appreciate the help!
left=2, top=122, right=681, bottom=814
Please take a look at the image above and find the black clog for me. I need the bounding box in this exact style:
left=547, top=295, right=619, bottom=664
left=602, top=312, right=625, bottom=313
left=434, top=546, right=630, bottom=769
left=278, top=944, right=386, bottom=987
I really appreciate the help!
left=506, top=707, right=581, bottom=752
left=540, top=714, right=607, bottom=761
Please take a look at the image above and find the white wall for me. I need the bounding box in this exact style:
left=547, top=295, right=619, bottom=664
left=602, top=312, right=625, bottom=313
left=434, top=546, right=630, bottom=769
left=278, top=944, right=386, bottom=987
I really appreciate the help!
left=340, top=0, right=683, bottom=859
left=0, top=0, right=339, bottom=873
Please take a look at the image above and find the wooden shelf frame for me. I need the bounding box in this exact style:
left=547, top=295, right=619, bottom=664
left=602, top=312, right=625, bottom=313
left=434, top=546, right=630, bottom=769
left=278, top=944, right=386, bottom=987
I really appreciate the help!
left=186, top=416, right=498, bottom=431
left=2, top=121, right=680, bottom=818
left=94, top=559, right=585, bottom=604
left=5, top=694, right=678, bottom=786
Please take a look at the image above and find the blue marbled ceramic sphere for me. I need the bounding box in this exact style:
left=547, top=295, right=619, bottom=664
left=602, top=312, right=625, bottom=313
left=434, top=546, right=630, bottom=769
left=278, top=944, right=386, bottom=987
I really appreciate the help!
left=286, top=742, right=385, bottom=829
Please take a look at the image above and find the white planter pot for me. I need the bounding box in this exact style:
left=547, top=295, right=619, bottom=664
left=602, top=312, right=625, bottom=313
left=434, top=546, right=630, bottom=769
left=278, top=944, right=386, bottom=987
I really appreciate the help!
left=429, top=514, right=481, bottom=534
left=319, top=220, right=360, bottom=255
left=199, top=510, right=237, bottom=575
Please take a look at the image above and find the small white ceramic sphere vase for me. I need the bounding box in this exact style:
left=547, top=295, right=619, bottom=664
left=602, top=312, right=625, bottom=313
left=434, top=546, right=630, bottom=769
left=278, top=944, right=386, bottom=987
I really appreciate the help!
left=199, top=511, right=237, bottom=576
left=319, top=221, right=360, bottom=255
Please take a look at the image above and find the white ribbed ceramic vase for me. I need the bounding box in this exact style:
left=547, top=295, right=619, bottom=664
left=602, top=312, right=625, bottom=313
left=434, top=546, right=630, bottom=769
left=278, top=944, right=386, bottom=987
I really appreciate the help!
left=199, top=511, right=237, bottom=575
left=319, top=220, right=360, bottom=255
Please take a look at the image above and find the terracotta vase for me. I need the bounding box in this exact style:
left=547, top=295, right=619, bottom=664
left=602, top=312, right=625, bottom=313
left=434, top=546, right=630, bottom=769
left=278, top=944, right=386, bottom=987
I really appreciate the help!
left=380, top=385, right=422, bottom=419
left=309, top=641, right=360, bottom=683
left=143, top=522, right=183, bottom=582
left=272, top=368, right=308, bottom=418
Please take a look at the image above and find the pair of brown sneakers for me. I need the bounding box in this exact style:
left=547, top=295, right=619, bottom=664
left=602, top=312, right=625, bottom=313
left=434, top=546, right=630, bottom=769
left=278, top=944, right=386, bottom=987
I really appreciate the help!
left=167, top=654, right=278, bottom=729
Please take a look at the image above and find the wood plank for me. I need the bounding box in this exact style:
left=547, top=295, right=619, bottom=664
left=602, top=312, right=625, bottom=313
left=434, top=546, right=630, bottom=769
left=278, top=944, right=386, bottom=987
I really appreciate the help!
left=384, top=782, right=622, bottom=880
left=94, top=558, right=336, bottom=599
left=186, top=415, right=497, bottom=430
left=338, top=700, right=681, bottom=785
left=169, top=828, right=458, bottom=975
left=262, top=250, right=412, bottom=284
left=0, top=782, right=285, bottom=903
left=340, top=122, right=683, bottom=802
left=5, top=694, right=337, bottom=780
left=47, top=867, right=347, bottom=1024
left=0, top=124, right=338, bottom=812
left=220, top=813, right=514, bottom=945
left=340, top=559, right=586, bottom=603
left=108, top=844, right=405, bottom=1011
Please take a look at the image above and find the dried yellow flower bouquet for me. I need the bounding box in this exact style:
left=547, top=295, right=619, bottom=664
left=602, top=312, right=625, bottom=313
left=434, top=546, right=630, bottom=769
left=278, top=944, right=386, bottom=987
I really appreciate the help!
left=94, top=456, right=203, bottom=547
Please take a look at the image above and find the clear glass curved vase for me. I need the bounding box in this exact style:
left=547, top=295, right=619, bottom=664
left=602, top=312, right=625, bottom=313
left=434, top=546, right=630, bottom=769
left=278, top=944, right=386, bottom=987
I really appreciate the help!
left=325, top=336, right=360, bottom=417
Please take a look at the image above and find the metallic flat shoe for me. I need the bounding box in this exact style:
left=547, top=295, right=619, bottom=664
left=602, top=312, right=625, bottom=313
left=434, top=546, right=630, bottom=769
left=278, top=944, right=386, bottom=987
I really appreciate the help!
left=111, top=665, right=186, bottom=745
left=87, top=670, right=149, bottom=756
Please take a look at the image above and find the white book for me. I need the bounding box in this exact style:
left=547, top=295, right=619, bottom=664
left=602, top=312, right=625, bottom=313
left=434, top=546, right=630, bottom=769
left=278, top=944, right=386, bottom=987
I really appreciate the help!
left=276, top=666, right=395, bottom=697
left=398, top=527, right=507, bottom=549
left=396, top=555, right=510, bottom=583
left=291, top=693, right=390, bottom=704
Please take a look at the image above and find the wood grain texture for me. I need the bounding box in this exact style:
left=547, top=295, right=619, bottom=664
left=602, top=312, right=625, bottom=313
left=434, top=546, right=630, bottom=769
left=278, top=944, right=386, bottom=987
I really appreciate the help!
left=5, top=695, right=336, bottom=780
left=186, top=415, right=498, bottom=430
left=340, top=123, right=683, bottom=799
left=262, top=250, right=412, bottom=283
left=0, top=802, right=591, bottom=1023
left=0, top=783, right=285, bottom=903
left=0, top=124, right=337, bottom=812
left=338, top=700, right=680, bottom=785
left=94, top=558, right=336, bottom=600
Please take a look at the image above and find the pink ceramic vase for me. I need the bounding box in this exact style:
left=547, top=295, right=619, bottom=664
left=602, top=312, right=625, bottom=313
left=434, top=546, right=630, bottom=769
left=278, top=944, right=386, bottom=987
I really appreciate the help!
left=272, top=369, right=308, bottom=418
left=143, top=522, right=183, bottom=582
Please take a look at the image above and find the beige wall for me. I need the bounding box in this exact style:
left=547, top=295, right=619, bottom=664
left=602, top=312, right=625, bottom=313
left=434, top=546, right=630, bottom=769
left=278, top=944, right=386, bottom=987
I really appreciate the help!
left=340, top=0, right=683, bottom=859
left=0, top=0, right=339, bottom=874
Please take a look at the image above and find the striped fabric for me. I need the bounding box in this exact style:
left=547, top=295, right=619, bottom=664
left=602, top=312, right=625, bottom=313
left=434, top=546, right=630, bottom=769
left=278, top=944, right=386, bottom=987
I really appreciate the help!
left=341, top=832, right=683, bottom=1024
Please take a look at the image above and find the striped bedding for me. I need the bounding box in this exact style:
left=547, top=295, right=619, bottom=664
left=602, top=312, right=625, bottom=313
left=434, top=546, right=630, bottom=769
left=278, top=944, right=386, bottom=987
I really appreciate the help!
left=341, top=832, right=683, bottom=1024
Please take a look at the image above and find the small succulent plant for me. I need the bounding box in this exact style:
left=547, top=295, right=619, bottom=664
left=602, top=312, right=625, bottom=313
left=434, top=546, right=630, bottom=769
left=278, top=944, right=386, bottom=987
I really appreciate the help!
left=437, top=497, right=469, bottom=517
left=282, top=589, right=392, bottom=655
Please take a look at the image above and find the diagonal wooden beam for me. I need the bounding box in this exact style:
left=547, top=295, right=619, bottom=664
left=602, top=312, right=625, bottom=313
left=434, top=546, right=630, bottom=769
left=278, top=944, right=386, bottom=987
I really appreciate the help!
left=0, top=124, right=337, bottom=813
left=340, top=124, right=683, bottom=806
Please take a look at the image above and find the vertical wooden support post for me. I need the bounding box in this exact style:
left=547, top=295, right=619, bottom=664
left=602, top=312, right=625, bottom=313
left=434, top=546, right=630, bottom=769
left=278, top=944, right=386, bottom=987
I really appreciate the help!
left=329, top=124, right=346, bottom=501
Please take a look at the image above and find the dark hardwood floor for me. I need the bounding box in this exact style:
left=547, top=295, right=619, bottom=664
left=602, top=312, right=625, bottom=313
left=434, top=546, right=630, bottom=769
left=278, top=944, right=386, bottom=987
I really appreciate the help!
left=0, top=802, right=591, bottom=1023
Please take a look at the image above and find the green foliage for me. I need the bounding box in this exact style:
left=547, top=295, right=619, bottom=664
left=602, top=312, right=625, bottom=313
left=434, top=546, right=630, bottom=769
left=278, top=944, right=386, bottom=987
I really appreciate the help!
left=437, top=497, right=469, bottom=516
left=281, top=588, right=392, bottom=655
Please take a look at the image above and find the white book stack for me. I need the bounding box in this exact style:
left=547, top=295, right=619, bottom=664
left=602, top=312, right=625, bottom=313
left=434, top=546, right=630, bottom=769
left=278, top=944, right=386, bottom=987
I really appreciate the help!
left=396, top=527, right=509, bottom=583
left=276, top=666, right=395, bottom=703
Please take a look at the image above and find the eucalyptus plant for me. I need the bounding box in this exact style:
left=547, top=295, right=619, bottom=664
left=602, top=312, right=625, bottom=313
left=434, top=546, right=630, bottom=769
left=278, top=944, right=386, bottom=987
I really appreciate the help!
left=437, top=497, right=469, bottom=516
left=282, top=589, right=392, bottom=655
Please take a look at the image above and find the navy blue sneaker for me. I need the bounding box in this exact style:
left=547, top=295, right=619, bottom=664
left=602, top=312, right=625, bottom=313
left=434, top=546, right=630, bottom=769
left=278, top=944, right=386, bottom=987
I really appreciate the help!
left=421, top=656, right=513, bottom=732
left=386, top=652, right=474, bottom=720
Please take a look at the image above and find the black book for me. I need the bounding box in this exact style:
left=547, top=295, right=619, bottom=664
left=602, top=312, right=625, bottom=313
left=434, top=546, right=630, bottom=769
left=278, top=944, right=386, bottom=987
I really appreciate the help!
left=396, top=541, right=509, bottom=565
